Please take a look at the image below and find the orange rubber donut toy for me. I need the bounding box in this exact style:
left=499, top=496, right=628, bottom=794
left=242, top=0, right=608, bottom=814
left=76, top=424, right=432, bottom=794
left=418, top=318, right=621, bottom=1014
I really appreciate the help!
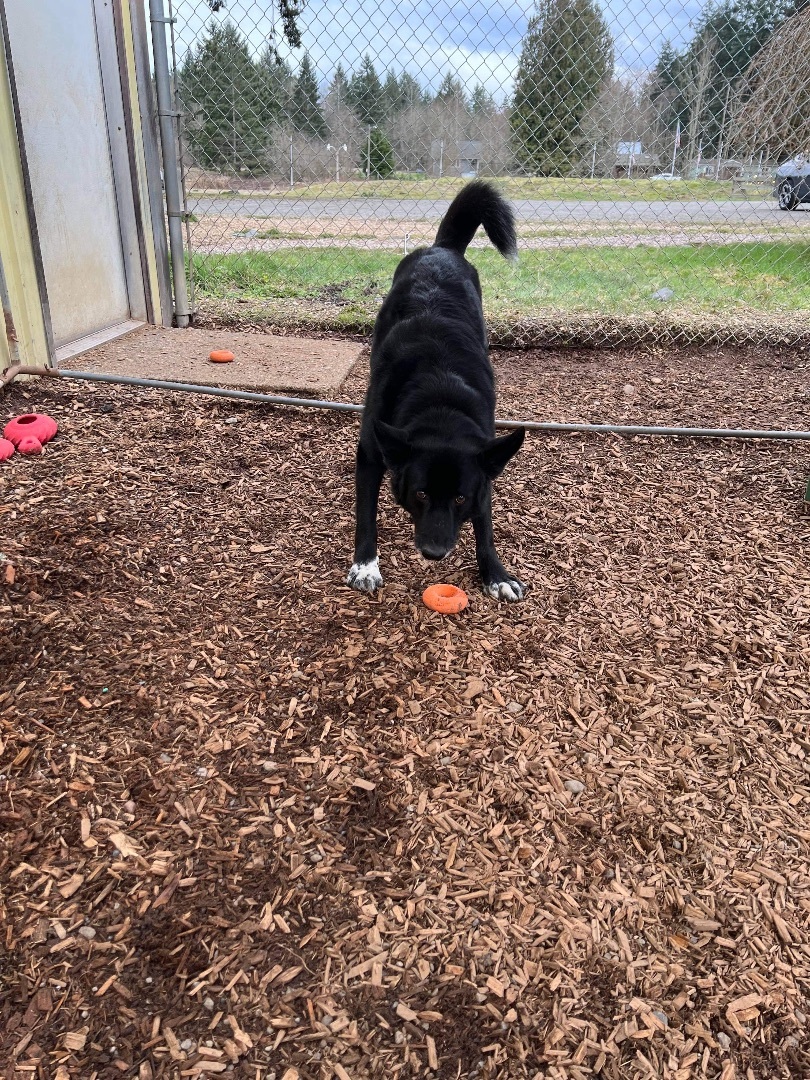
left=209, top=349, right=235, bottom=363
left=422, top=583, right=468, bottom=614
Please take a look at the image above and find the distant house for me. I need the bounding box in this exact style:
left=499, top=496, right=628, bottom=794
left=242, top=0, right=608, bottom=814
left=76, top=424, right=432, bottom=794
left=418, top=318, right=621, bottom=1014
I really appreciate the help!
left=690, top=158, right=744, bottom=180
left=613, top=141, right=658, bottom=178
left=457, top=141, right=481, bottom=177
left=430, top=139, right=482, bottom=177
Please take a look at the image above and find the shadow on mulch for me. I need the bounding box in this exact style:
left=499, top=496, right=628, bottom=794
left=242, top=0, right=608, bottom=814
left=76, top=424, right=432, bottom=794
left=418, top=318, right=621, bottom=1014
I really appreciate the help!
left=1, top=342, right=809, bottom=1079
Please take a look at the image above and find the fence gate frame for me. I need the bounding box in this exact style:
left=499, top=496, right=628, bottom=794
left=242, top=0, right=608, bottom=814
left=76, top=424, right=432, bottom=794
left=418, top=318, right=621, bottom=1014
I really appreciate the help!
left=0, top=0, right=173, bottom=371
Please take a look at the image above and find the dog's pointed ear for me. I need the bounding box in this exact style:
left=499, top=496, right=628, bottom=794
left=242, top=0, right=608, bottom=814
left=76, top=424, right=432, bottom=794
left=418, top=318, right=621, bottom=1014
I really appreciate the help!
left=478, top=428, right=525, bottom=479
left=373, top=421, right=411, bottom=471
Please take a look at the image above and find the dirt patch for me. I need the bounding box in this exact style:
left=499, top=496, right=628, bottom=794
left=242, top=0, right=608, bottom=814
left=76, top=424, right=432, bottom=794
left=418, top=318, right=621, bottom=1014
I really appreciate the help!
left=1, top=343, right=809, bottom=1079
left=61, top=324, right=362, bottom=395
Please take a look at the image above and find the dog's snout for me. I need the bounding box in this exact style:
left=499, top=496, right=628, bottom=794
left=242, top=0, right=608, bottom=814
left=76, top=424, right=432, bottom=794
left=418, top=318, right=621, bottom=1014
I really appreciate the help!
left=419, top=544, right=450, bottom=561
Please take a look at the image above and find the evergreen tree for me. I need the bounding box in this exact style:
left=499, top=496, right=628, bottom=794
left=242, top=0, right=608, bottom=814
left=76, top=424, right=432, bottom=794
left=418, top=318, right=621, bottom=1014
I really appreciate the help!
left=382, top=70, right=405, bottom=119
left=179, top=21, right=268, bottom=171
left=323, top=63, right=359, bottom=153
left=324, top=64, right=350, bottom=112
left=363, top=128, right=395, bottom=177
left=292, top=52, right=326, bottom=137
left=510, top=0, right=614, bottom=175
left=648, top=39, right=684, bottom=130
left=471, top=84, right=496, bottom=114
left=256, top=47, right=294, bottom=126
left=398, top=72, right=424, bottom=109
left=347, top=55, right=386, bottom=126
left=436, top=72, right=467, bottom=106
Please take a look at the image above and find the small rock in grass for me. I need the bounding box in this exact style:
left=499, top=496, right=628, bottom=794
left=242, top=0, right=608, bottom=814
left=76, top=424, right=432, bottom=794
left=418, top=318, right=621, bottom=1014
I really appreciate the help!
left=652, top=287, right=674, bottom=301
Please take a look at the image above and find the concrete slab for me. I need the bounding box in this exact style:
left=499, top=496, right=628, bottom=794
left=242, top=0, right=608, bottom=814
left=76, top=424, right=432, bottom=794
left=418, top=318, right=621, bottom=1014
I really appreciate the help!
left=60, top=324, right=361, bottom=395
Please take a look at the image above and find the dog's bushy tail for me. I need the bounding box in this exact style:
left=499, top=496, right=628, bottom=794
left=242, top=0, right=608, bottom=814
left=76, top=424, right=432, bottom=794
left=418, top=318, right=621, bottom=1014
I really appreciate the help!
left=434, top=180, right=517, bottom=262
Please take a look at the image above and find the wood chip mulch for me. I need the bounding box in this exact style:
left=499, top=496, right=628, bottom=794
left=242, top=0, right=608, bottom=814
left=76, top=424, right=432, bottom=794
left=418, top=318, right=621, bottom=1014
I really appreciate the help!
left=1, top=344, right=809, bottom=1080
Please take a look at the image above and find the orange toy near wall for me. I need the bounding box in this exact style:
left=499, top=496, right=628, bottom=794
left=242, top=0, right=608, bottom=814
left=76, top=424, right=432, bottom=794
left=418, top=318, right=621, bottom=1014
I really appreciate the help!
left=4, top=413, right=58, bottom=446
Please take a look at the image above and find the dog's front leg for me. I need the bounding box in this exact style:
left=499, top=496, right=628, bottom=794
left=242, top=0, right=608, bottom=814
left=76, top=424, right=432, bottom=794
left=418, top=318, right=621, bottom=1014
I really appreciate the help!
left=473, top=486, right=525, bottom=602
left=346, top=442, right=385, bottom=593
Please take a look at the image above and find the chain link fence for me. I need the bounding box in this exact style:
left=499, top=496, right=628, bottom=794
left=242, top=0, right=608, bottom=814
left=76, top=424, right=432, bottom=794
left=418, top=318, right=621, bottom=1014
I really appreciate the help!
left=166, top=0, right=810, bottom=345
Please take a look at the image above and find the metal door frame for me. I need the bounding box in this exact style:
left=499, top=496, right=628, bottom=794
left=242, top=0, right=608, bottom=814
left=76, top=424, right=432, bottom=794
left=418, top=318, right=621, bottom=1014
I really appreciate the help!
left=0, top=0, right=171, bottom=366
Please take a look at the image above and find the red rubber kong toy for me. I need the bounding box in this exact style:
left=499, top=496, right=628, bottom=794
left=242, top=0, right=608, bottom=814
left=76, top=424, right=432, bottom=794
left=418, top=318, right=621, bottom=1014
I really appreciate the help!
left=17, top=436, right=43, bottom=455
left=422, top=584, right=469, bottom=614
left=4, top=413, right=58, bottom=447
left=209, top=349, right=235, bottom=364
left=0, top=438, right=14, bottom=461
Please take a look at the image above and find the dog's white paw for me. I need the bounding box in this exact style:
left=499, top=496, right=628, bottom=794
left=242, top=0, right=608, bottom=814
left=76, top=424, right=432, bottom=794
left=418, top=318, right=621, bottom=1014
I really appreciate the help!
left=347, top=558, right=383, bottom=593
left=486, top=578, right=526, bottom=602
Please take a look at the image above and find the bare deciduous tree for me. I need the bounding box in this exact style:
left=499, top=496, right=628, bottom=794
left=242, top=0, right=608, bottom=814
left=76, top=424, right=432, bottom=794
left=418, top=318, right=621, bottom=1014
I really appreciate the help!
left=732, top=6, right=810, bottom=155
left=684, top=31, right=717, bottom=167
left=579, top=78, right=648, bottom=175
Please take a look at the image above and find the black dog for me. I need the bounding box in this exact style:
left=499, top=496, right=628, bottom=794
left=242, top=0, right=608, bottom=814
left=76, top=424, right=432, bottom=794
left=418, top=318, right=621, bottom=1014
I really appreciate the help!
left=346, top=180, right=526, bottom=601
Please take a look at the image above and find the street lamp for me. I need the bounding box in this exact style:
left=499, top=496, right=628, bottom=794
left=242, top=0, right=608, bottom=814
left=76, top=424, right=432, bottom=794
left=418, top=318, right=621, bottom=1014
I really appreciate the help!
left=326, top=143, right=348, bottom=183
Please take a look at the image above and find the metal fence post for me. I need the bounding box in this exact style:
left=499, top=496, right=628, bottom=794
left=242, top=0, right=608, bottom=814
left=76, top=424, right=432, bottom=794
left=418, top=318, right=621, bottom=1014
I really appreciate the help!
left=148, top=0, right=190, bottom=328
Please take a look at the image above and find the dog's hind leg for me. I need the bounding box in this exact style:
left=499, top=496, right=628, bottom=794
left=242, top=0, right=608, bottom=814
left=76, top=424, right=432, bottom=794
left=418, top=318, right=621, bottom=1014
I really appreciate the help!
left=346, top=443, right=385, bottom=593
left=472, top=488, right=526, bottom=602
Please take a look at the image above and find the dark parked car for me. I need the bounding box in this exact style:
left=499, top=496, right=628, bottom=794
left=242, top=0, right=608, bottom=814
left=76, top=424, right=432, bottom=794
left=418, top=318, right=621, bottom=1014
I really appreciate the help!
left=775, top=155, right=810, bottom=210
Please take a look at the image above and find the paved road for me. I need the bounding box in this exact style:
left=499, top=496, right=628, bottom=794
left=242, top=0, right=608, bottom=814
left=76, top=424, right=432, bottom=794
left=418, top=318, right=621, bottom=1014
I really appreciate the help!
left=189, top=194, right=804, bottom=225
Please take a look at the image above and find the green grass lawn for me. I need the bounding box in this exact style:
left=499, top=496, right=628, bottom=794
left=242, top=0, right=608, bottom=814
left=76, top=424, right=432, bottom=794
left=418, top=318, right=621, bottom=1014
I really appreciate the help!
left=191, top=241, right=810, bottom=324
left=191, top=175, right=769, bottom=203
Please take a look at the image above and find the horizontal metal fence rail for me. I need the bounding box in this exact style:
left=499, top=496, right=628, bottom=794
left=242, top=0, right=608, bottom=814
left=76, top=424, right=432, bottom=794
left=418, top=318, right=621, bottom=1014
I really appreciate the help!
left=5, top=365, right=809, bottom=441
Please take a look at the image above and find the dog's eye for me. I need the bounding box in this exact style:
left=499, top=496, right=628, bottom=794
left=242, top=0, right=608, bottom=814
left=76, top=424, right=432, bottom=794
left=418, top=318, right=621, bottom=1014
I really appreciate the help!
left=415, top=490, right=427, bottom=502
left=455, top=495, right=466, bottom=505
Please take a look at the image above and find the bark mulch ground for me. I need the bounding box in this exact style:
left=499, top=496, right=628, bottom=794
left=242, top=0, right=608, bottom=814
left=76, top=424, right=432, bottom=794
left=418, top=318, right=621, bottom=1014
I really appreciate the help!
left=1, top=344, right=809, bottom=1080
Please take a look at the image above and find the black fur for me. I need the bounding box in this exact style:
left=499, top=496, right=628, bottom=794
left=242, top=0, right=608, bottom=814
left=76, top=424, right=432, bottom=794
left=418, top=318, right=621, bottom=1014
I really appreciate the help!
left=346, top=180, right=526, bottom=601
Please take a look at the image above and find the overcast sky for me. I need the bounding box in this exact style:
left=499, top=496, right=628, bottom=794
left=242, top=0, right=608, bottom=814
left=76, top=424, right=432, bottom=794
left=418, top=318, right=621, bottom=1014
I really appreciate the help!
left=170, top=0, right=706, bottom=100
